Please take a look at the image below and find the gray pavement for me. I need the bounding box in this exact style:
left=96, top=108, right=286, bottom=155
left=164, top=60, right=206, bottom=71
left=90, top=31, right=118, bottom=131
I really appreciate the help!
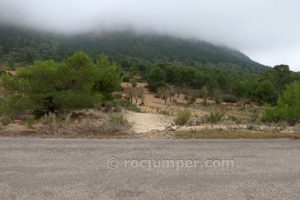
left=0, top=138, right=299, bottom=199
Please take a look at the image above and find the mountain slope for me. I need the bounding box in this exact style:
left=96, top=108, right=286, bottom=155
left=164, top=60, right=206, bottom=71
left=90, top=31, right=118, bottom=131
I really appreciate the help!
left=0, top=25, right=267, bottom=72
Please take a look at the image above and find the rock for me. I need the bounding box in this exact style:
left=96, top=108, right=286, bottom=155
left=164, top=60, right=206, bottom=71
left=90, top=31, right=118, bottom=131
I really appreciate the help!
left=165, top=123, right=177, bottom=131
left=166, top=123, right=174, bottom=129
left=168, top=126, right=178, bottom=131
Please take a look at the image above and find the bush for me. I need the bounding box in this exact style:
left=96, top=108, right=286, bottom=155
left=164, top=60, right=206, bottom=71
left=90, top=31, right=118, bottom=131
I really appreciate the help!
left=147, top=67, right=166, bottom=92
left=26, top=115, right=35, bottom=128
left=101, top=114, right=130, bottom=134
left=156, top=87, right=173, bottom=104
left=100, top=101, right=114, bottom=113
left=129, top=78, right=137, bottom=87
left=159, top=110, right=170, bottom=115
left=254, top=80, right=277, bottom=105
left=263, top=82, right=300, bottom=125
left=109, top=114, right=128, bottom=126
left=222, top=95, right=238, bottom=103
left=0, top=52, right=122, bottom=118
left=0, top=116, right=11, bottom=126
left=41, top=113, right=55, bottom=125
left=175, top=109, right=191, bottom=126
left=204, top=111, right=224, bottom=123
left=115, top=99, right=141, bottom=112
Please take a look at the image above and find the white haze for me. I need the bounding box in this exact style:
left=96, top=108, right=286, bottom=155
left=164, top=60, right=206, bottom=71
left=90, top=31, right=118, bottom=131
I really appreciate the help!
left=0, top=0, right=300, bottom=71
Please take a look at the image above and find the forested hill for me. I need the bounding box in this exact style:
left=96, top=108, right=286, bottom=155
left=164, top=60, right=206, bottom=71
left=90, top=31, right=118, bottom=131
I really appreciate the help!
left=0, top=24, right=267, bottom=72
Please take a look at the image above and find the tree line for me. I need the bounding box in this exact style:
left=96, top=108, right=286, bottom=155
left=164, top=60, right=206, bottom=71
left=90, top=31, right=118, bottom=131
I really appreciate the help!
left=0, top=52, right=122, bottom=118
left=0, top=51, right=299, bottom=124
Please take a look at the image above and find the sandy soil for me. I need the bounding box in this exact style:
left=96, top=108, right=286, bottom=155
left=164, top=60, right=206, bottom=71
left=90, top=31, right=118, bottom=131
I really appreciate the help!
left=124, top=111, right=173, bottom=134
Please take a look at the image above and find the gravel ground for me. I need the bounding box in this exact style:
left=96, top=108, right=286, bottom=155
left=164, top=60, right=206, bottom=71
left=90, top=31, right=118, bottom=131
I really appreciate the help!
left=0, top=138, right=300, bottom=199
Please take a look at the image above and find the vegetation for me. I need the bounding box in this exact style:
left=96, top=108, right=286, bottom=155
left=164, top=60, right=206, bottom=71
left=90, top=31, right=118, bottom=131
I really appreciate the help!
left=0, top=52, right=122, bottom=118
left=203, top=111, right=224, bottom=124
left=175, top=109, right=191, bottom=126
left=148, top=67, right=166, bottom=92
left=115, top=99, right=141, bottom=112
left=263, top=82, right=300, bottom=124
left=0, top=25, right=266, bottom=73
left=1, top=25, right=300, bottom=138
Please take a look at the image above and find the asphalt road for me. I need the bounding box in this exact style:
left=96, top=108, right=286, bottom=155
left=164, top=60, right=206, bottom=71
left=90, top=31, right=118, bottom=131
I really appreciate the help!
left=0, top=138, right=299, bottom=200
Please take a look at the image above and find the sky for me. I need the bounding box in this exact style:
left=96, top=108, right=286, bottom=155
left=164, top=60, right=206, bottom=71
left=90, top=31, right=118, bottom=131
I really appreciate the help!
left=0, top=0, right=300, bottom=71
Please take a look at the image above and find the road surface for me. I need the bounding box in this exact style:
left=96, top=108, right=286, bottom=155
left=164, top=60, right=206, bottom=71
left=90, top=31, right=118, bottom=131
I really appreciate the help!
left=0, top=138, right=299, bottom=199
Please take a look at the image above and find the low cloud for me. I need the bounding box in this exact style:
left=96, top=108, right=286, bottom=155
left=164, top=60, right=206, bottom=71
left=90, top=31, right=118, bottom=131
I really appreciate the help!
left=1, top=0, right=300, bottom=71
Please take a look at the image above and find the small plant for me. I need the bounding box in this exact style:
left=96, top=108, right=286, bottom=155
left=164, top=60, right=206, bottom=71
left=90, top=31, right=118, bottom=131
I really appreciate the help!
left=129, top=78, right=138, bottom=87
left=26, top=115, right=35, bottom=129
left=116, top=99, right=141, bottom=112
left=247, top=124, right=255, bottom=130
left=110, top=114, right=128, bottom=126
left=249, top=108, right=261, bottom=123
left=65, top=113, right=72, bottom=126
left=175, top=109, right=191, bottom=126
left=190, top=129, right=198, bottom=136
left=222, top=95, right=238, bottom=103
left=41, top=113, right=58, bottom=127
left=102, top=101, right=114, bottom=113
left=159, top=110, right=170, bottom=115
left=101, top=114, right=130, bottom=134
left=228, top=115, right=243, bottom=124
left=204, top=111, right=224, bottom=124
left=112, top=105, right=122, bottom=112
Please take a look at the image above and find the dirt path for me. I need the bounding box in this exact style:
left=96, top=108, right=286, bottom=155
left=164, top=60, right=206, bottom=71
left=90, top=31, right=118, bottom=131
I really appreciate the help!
left=124, top=111, right=173, bottom=134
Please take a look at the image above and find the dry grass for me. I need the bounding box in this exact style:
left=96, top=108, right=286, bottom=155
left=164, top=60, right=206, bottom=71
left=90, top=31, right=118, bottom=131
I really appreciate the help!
left=175, top=129, right=300, bottom=139
left=0, top=111, right=132, bottom=138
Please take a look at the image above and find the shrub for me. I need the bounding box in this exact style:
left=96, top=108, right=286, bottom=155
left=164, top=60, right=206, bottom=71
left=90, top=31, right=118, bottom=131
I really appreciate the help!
left=41, top=113, right=58, bottom=126
left=222, top=95, right=238, bottom=103
left=159, top=110, right=170, bottom=115
left=254, top=80, right=277, bottom=105
left=93, top=54, right=123, bottom=95
left=0, top=116, right=11, bottom=126
left=175, top=109, right=191, bottom=126
left=0, top=96, right=33, bottom=118
left=227, top=115, right=243, bottom=124
left=129, top=78, right=137, bottom=87
left=156, top=87, right=173, bottom=104
left=263, top=82, right=300, bottom=125
left=147, top=67, right=166, bottom=92
left=65, top=113, right=72, bottom=126
left=204, top=111, right=224, bottom=123
left=213, top=89, right=223, bottom=105
left=200, top=86, right=209, bottom=105
left=101, top=101, right=114, bottom=113
left=101, top=114, right=130, bottom=134
left=109, top=114, right=128, bottom=126
left=115, top=99, right=141, bottom=112
left=26, top=115, right=35, bottom=129
left=0, top=52, right=121, bottom=118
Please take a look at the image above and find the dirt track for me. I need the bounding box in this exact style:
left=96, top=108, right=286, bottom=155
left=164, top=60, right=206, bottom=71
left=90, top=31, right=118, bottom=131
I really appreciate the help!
left=124, top=111, right=172, bottom=133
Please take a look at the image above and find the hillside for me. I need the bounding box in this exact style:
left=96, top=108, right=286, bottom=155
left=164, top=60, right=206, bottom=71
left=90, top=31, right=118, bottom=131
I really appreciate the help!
left=0, top=24, right=267, bottom=72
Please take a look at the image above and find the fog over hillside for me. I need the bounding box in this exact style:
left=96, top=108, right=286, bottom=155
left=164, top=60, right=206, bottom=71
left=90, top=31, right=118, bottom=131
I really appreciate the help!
left=0, top=0, right=300, bottom=71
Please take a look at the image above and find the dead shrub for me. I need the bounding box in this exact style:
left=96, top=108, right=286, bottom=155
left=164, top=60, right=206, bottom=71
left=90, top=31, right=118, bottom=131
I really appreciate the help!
left=175, top=109, right=191, bottom=126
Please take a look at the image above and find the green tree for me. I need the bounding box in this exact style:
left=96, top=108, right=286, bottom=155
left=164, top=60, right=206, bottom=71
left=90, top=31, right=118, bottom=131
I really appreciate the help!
left=263, top=82, right=300, bottom=124
left=266, top=65, right=291, bottom=91
left=255, top=80, right=277, bottom=105
left=93, top=54, right=122, bottom=97
left=0, top=52, right=121, bottom=118
left=156, top=87, right=173, bottom=104
left=147, top=67, right=166, bottom=92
